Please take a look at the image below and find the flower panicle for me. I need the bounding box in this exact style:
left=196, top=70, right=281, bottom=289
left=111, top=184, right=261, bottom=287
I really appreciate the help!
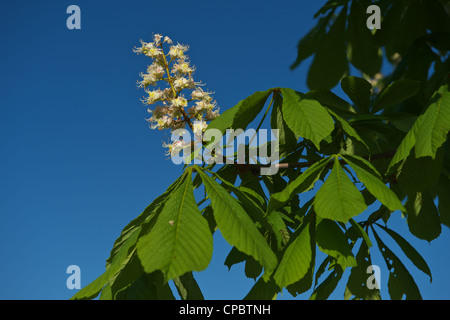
left=134, top=33, right=220, bottom=153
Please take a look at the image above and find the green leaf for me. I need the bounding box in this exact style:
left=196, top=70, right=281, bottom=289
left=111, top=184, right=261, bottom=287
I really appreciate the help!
left=244, top=255, right=263, bottom=280
left=310, top=266, right=343, bottom=300
left=437, top=174, right=450, bottom=227
left=346, top=0, right=381, bottom=76
left=384, top=112, right=418, bottom=133
left=373, top=79, right=421, bottom=113
left=290, top=14, right=329, bottom=70
left=267, top=157, right=331, bottom=215
left=270, top=91, right=297, bottom=157
left=372, top=228, right=422, bottom=300
left=173, top=272, right=204, bottom=300
left=207, top=89, right=273, bottom=134
left=244, top=278, right=279, bottom=300
left=273, top=217, right=315, bottom=289
left=71, top=175, right=184, bottom=300
left=376, top=224, right=432, bottom=282
left=304, top=89, right=357, bottom=116
left=414, top=80, right=450, bottom=159
left=316, top=219, right=357, bottom=269
left=280, top=88, right=335, bottom=149
left=224, top=246, right=246, bottom=270
left=314, top=156, right=367, bottom=223
left=105, top=175, right=184, bottom=270
left=340, top=76, right=372, bottom=113
left=342, top=154, right=405, bottom=213
left=196, top=167, right=278, bottom=276
left=137, top=169, right=213, bottom=281
left=405, top=191, right=441, bottom=242
left=115, top=271, right=175, bottom=300
left=99, top=283, right=112, bottom=300
left=344, top=241, right=381, bottom=300
left=326, top=108, right=368, bottom=148
left=307, top=6, right=348, bottom=90
left=397, top=149, right=443, bottom=193
left=285, top=225, right=316, bottom=296
left=349, top=218, right=372, bottom=247
left=387, top=115, right=424, bottom=172
left=108, top=249, right=143, bottom=299
left=267, top=211, right=289, bottom=251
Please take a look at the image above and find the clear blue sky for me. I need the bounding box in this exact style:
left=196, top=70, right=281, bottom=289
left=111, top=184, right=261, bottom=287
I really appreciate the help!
left=0, top=0, right=448, bottom=300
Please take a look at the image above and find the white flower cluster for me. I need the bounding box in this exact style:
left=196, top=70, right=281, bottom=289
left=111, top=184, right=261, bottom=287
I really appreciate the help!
left=134, top=34, right=220, bottom=154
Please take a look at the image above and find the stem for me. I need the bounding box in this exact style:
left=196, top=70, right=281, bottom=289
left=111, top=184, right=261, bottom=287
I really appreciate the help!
left=238, top=149, right=397, bottom=170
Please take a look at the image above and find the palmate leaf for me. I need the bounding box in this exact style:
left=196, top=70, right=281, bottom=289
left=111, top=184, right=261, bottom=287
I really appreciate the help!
left=344, top=241, right=381, bottom=300
left=195, top=167, right=278, bottom=277
left=280, top=88, right=335, bottom=149
left=372, top=227, right=422, bottom=300
left=307, top=6, right=348, bottom=90
left=388, top=78, right=450, bottom=171
left=304, top=89, right=357, bottom=117
left=405, top=191, right=441, bottom=242
left=340, top=76, right=372, bottom=113
left=244, top=277, right=279, bottom=300
left=414, top=79, right=450, bottom=159
left=136, top=168, right=213, bottom=281
left=290, top=13, right=330, bottom=70
left=325, top=108, right=368, bottom=149
left=173, top=272, right=204, bottom=300
left=314, top=156, right=367, bottom=223
left=115, top=270, right=175, bottom=300
left=270, top=91, right=297, bottom=158
left=266, top=156, right=331, bottom=215
left=316, top=218, right=356, bottom=269
left=437, top=174, right=450, bottom=227
left=71, top=174, right=185, bottom=300
left=373, top=79, right=421, bottom=113
left=104, top=176, right=183, bottom=270
left=342, top=154, right=405, bottom=213
left=207, top=89, right=273, bottom=134
left=107, top=250, right=175, bottom=300
left=273, top=215, right=315, bottom=290
left=346, top=0, right=381, bottom=77
left=387, top=115, right=424, bottom=172
left=397, top=148, right=443, bottom=194
left=376, top=224, right=432, bottom=282
left=310, top=265, right=343, bottom=300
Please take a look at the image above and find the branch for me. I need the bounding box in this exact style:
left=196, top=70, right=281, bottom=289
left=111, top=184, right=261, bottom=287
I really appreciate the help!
left=235, top=149, right=397, bottom=173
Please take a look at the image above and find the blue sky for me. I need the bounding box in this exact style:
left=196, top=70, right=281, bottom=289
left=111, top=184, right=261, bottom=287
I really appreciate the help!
left=0, top=0, right=448, bottom=300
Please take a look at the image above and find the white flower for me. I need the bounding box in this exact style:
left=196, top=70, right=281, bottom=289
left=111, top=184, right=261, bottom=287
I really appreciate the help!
left=163, top=139, right=191, bottom=156
left=144, top=89, right=165, bottom=104
left=205, top=109, right=220, bottom=121
left=169, top=44, right=189, bottom=59
left=137, top=72, right=156, bottom=88
left=193, top=120, right=208, bottom=137
left=171, top=96, right=188, bottom=108
left=153, top=34, right=163, bottom=45
left=144, top=42, right=163, bottom=59
left=147, top=63, right=165, bottom=79
left=164, top=36, right=173, bottom=44
left=173, top=77, right=195, bottom=91
left=191, top=88, right=213, bottom=101
left=172, top=60, right=194, bottom=75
